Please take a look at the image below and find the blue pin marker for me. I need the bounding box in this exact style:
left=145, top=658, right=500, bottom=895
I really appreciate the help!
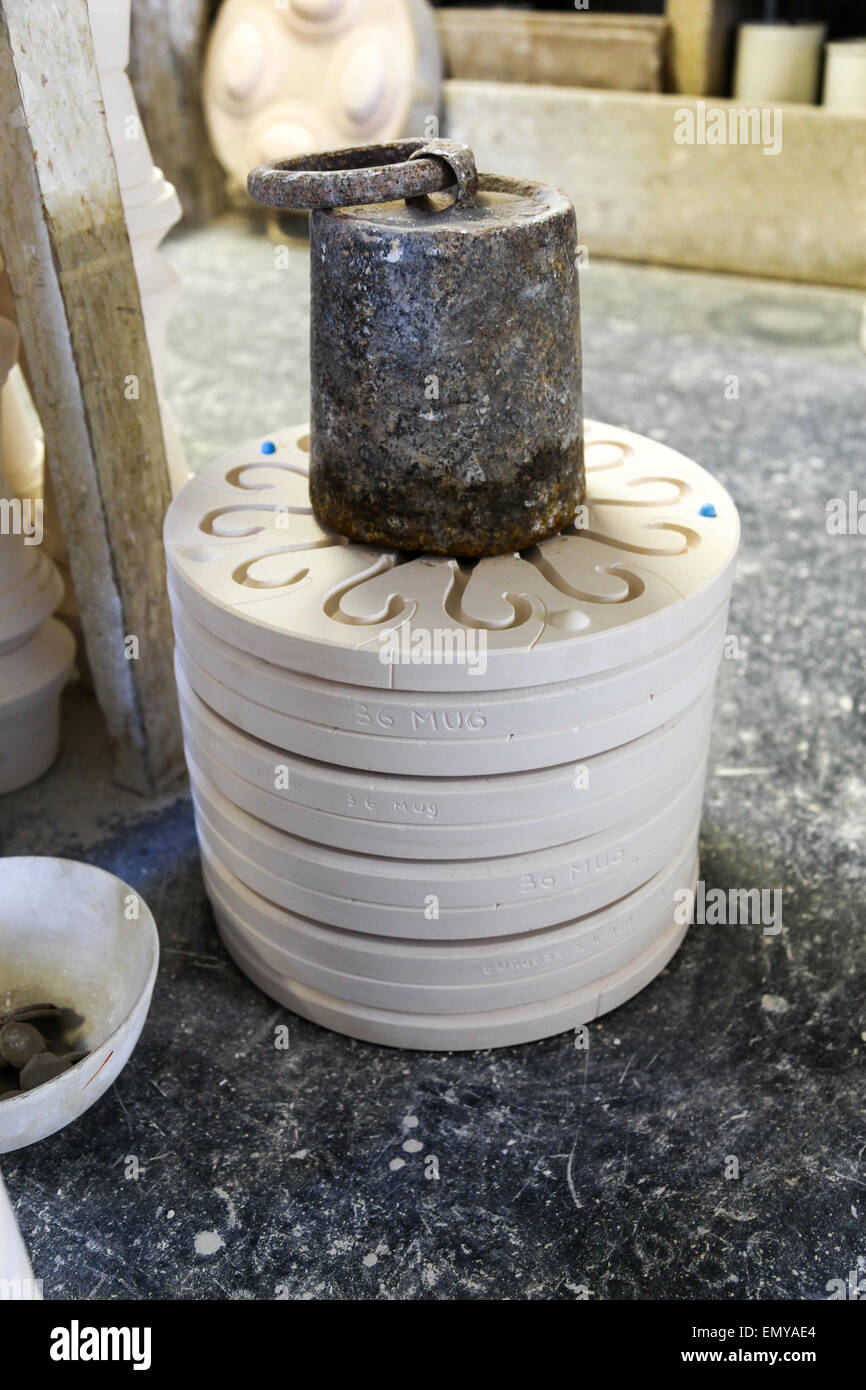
left=699, top=503, right=717, bottom=518
left=260, top=440, right=276, bottom=455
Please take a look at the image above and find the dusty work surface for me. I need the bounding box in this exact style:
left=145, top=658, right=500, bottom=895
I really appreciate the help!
left=1, top=219, right=864, bottom=1299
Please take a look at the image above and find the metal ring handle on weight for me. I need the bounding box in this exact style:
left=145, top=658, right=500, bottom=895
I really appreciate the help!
left=247, top=139, right=478, bottom=210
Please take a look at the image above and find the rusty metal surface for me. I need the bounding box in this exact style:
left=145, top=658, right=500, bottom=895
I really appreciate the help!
left=247, top=139, right=477, bottom=211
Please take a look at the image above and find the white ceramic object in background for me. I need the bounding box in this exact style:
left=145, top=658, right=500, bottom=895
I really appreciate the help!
left=0, top=253, right=67, bottom=568
left=0, top=444, right=71, bottom=789
left=0, top=858, right=159, bottom=1153
left=822, top=40, right=866, bottom=112
left=87, top=0, right=155, bottom=188
left=733, top=23, right=827, bottom=104
left=0, top=317, right=42, bottom=620
left=0, top=620, right=75, bottom=795
left=164, top=420, right=740, bottom=692
left=0, top=539, right=65, bottom=659
left=0, top=253, right=41, bottom=509
left=0, top=366, right=44, bottom=509
left=0, top=366, right=66, bottom=614
left=86, top=0, right=189, bottom=495
left=0, top=573, right=76, bottom=788
left=0, top=312, right=73, bottom=791
left=0, top=327, right=62, bottom=661
left=203, top=0, right=442, bottom=196
left=0, top=315, right=19, bottom=443
left=0, top=1169, right=38, bottom=1297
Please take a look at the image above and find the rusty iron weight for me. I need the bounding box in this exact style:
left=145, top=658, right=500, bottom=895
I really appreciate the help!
left=248, top=140, right=584, bottom=558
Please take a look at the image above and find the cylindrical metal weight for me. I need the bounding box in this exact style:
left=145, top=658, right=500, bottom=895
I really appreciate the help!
left=248, top=141, right=584, bottom=557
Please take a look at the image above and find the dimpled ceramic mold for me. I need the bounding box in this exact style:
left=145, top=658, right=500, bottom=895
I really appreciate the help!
left=179, top=668, right=714, bottom=858
left=164, top=421, right=740, bottom=692
left=205, top=834, right=698, bottom=1010
left=203, top=0, right=441, bottom=196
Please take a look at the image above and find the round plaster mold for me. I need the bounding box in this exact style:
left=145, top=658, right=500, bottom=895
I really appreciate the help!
left=164, top=420, right=740, bottom=692
left=189, top=756, right=707, bottom=937
left=214, top=896, right=693, bottom=1050
left=204, top=833, right=698, bottom=1009
left=176, top=636, right=721, bottom=776
left=170, top=594, right=729, bottom=754
left=180, top=672, right=713, bottom=858
left=177, top=666, right=712, bottom=842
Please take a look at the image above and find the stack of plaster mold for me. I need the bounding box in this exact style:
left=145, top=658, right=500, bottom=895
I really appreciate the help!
left=164, top=420, right=739, bottom=1050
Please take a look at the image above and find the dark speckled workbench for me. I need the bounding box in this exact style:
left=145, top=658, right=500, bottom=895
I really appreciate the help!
left=1, top=219, right=864, bottom=1300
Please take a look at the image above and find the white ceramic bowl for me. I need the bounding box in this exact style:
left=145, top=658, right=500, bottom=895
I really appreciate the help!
left=0, top=857, right=159, bottom=1153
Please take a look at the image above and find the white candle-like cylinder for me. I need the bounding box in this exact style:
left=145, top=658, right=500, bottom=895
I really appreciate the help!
left=733, top=23, right=827, bottom=104
left=823, top=39, right=866, bottom=112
